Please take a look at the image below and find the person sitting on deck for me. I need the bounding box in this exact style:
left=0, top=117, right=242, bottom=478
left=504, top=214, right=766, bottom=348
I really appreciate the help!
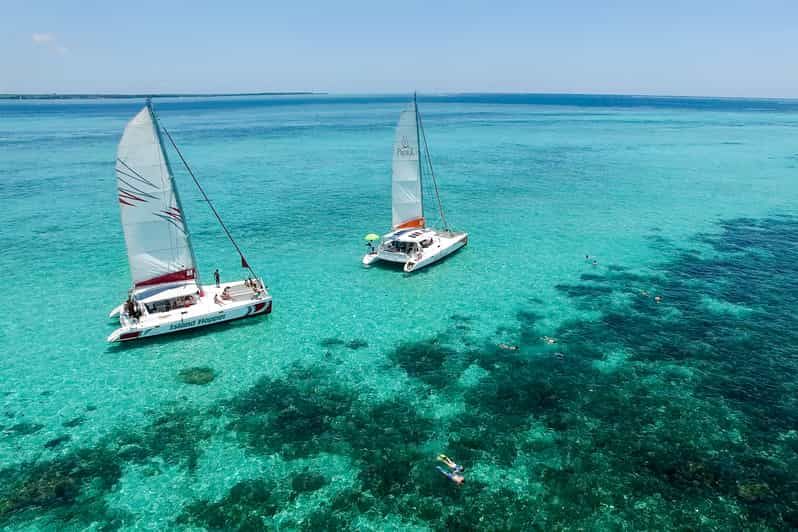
left=221, top=287, right=232, bottom=300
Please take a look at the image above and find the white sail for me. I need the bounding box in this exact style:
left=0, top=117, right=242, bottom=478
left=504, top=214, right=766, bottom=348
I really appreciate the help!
left=116, top=105, right=197, bottom=288
left=391, top=102, right=424, bottom=228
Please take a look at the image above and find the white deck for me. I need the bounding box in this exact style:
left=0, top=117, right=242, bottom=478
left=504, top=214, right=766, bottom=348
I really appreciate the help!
left=362, top=228, right=468, bottom=272
left=108, top=279, right=271, bottom=342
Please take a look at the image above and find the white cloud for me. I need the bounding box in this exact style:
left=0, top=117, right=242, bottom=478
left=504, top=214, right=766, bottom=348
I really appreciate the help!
left=32, top=33, right=67, bottom=55
left=32, top=33, right=55, bottom=44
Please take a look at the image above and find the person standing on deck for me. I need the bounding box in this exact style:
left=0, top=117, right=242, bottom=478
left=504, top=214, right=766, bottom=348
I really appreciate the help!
left=214, top=269, right=220, bottom=287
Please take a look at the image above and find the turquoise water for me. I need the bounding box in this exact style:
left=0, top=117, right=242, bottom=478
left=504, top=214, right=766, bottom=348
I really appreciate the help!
left=1, top=94, right=797, bottom=529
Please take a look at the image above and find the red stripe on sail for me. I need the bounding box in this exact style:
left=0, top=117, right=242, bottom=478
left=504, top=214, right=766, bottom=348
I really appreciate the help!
left=134, top=268, right=196, bottom=287
left=119, top=190, right=146, bottom=202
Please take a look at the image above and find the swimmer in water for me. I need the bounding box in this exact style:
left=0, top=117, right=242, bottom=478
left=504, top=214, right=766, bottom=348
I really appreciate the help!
left=542, top=336, right=557, bottom=345
left=498, top=343, right=519, bottom=351
left=437, top=466, right=465, bottom=484
left=437, top=454, right=464, bottom=473
left=654, top=295, right=662, bottom=303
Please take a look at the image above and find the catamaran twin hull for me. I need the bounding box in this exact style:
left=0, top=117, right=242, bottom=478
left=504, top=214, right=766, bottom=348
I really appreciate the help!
left=363, top=95, right=468, bottom=273
left=107, top=284, right=272, bottom=342
left=110, top=102, right=272, bottom=343
left=363, top=230, right=468, bottom=272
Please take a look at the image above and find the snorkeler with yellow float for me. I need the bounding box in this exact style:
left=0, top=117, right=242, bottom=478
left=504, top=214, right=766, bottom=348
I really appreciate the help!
left=436, top=454, right=465, bottom=485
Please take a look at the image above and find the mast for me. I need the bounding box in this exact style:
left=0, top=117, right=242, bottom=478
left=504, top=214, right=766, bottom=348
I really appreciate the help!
left=416, top=98, right=450, bottom=231
left=148, top=98, right=201, bottom=285
left=414, top=92, right=425, bottom=221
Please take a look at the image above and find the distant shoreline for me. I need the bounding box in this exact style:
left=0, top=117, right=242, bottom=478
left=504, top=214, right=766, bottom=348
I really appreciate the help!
left=0, top=91, right=324, bottom=100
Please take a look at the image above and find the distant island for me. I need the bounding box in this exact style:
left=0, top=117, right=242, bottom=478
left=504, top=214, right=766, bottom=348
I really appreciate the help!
left=0, top=91, right=324, bottom=100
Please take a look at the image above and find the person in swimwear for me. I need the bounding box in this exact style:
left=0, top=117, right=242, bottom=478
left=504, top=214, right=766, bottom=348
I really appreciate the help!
left=437, top=466, right=465, bottom=484
left=436, top=453, right=465, bottom=484
left=498, top=343, right=518, bottom=351
left=437, top=454, right=464, bottom=473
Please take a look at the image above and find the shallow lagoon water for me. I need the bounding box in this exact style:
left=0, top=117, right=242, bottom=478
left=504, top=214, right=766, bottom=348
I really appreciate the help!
left=1, top=94, right=797, bottom=529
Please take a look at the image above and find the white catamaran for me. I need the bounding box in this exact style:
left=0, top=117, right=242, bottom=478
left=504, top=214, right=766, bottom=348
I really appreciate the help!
left=108, top=101, right=272, bottom=342
left=362, top=94, right=467, bottom=272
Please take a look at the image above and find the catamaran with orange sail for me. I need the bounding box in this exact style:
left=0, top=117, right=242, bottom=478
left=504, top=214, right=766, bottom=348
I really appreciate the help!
left=107, top=101, right=271, bottom=342
left=362, top=94, right=467, bottom=273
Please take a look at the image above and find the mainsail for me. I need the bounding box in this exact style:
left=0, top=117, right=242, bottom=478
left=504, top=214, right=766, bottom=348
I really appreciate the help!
left=391, top=101, right=424, bottom=229
left=116, top=104, right=197, bottom=287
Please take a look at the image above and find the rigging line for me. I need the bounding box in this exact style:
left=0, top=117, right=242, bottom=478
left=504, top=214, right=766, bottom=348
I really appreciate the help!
left=416, top=109, right=449, bottom=231
left=160, top=126, right=259, bottom=280
left=116, top=158, right=158, bottom=188
left=413, top=92, right=424, bottom=221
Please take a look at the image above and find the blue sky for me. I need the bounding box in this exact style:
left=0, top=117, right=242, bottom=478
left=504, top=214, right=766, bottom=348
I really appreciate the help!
left=2, top=0, right=797, bottom=96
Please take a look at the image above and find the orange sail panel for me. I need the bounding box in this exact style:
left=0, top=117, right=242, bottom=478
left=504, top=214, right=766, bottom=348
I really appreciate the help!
left=394, top=217, right=425, bottom=230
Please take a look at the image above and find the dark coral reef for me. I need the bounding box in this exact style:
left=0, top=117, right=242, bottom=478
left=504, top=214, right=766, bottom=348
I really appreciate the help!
left=2, top=216, right=797, bottom=529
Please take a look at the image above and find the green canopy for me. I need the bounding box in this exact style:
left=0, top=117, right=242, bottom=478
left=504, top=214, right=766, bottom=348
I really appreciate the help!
left=364, top=233, right=380, bottom=242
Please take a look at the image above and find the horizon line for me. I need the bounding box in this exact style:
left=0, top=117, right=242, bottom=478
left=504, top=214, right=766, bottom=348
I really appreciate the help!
left=2, top=91, right=798, bottom=102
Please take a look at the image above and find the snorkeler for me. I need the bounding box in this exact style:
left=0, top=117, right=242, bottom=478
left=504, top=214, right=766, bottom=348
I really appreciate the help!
left=436, top=454, right=465, bottom=484
left=437, top=454, right=464, bottom=473
left=498, top=343, right=519, bottom=351
left=436, top=466, right=465, bottom=485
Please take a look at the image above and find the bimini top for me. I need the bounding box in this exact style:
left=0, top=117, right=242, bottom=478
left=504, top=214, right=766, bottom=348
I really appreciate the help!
left=132, top=282, right=200, bottom=304
left=383, top=227, right=435, bottom=243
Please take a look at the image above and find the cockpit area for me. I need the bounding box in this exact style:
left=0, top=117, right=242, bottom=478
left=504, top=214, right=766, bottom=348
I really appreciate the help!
left=381, top=229, right=436, bottom=254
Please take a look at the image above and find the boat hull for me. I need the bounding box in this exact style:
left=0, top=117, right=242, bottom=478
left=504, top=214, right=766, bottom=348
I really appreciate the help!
left=362, top=252, right=380, bottom=266
left=362, top=231, right=468, bottom=272
left=108, top=282, right=272, bottom=342
left=405, top=232, right=468, bottom=272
